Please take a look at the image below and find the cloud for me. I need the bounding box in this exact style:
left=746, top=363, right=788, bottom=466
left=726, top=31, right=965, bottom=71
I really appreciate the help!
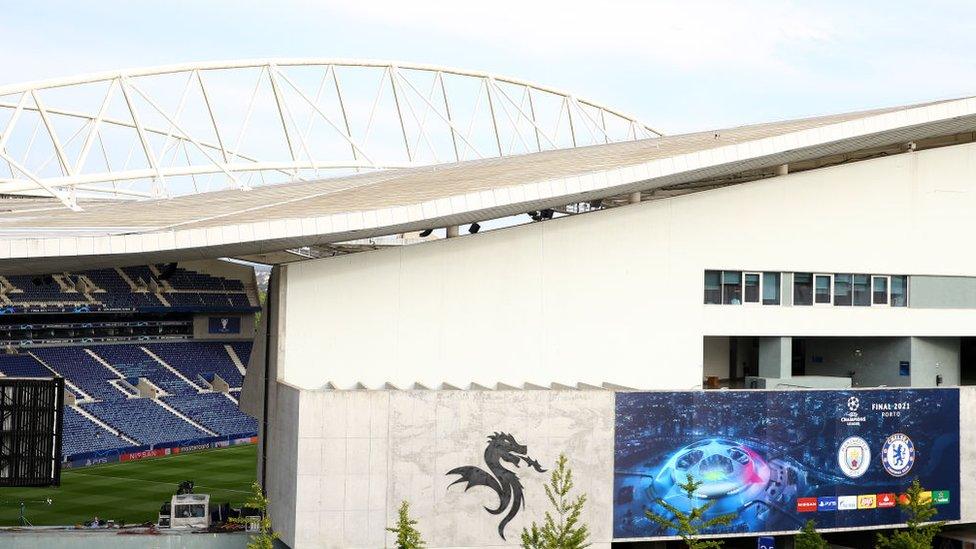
left=325, top=0, right=836, bottom=72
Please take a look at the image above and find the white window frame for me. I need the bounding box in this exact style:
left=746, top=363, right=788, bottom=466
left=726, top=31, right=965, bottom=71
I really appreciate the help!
left=813, top=273, right=833, bottom=307
left=832, top=273, right=853, bottom=307
left=721, top=270, right=744, bottom=305
left=793, top=272, right=814, bottom=306
left=704, top=270, right=723, bottom=305
left=743, top=272, right=763, bottom=306
left=761, top=272, right=782, bottom=306
left=889, top=275, right=910, bottom=307
left=872, top=275, right=890, bottom=306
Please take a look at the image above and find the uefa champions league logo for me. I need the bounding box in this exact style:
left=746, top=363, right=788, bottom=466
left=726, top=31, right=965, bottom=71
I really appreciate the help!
left=841, top=395, right=866, bottom=427
left=881, top=433, right=915, bottom=477
left=837, top=436, right=871, bottom=478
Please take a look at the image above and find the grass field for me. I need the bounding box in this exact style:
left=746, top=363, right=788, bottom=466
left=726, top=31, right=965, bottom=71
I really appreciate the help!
left=0, top=444, right=256, bottom=526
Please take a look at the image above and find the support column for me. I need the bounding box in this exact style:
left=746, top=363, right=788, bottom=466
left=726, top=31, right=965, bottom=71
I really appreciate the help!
left=775, top=164, right=789, bottom=176
left=445, top=226, right=459, bottom=238
left=759, top=336, right=792, bottom=379
left=629, top=191, right=641, bottom=204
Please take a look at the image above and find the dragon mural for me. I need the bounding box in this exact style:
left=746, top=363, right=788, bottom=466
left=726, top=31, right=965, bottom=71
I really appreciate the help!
left=446, top=432, right=547, bottom=540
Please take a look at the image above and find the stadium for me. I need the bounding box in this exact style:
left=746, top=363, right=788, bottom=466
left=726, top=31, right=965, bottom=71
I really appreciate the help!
left=0, top=59, right=974, bottom=548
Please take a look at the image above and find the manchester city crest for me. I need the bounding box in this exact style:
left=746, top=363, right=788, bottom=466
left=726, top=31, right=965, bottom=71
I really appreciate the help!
left=837, top=436, right=871, bottom=478
left=881, top=433, right=915, bottom=477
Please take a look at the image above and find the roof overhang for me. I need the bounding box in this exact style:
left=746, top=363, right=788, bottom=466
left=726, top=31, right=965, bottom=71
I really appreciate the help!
left=1, top=97, right=975, bottom=274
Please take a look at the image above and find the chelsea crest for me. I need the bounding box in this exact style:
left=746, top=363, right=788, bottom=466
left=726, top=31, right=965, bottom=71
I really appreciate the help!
left=881, top=433, right=915, bottom=477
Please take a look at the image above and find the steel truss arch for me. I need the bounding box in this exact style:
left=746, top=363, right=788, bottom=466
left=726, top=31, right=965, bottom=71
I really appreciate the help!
left=0, top=58, right=662, bottom=210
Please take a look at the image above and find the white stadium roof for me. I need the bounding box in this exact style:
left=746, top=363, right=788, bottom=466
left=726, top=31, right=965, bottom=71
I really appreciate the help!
left=1, top=94, right=975, bottom=274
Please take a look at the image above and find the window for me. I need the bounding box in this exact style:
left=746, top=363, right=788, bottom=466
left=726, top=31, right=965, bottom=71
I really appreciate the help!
left=744, top=273, right=761, bottom=303
left=834, top=274, right=852, bottom=306
left=794, top=273, right=813, bottom=306
left=853, top=274, right=871, bottom=306
left=704, top=271, right=721, bottom=304
left=890, top=275, right=908, bottom=307
left=722, top=271, right=742, bottom=304
left=814, top=274, right=832, bottom=304
left=873, top=276, right=889, bottom=305
left=762, top=272, right=781, bottom=305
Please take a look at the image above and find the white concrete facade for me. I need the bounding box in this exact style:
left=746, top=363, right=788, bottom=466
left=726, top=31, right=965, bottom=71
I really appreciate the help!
left=267, top=387, right=614, bottom=549
left=262, top=385, right=976, bottom=548
left=280, top=141, right=976, bottom=391
left=258, top=140, right=976, bottom=547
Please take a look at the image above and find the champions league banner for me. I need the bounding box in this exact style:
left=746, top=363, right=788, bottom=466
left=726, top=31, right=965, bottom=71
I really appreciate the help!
left=612, top=388, right=960, bottom=539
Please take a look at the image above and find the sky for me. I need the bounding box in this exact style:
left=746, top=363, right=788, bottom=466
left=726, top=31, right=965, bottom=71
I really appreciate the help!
left=2, top=1, right=975, bottom=135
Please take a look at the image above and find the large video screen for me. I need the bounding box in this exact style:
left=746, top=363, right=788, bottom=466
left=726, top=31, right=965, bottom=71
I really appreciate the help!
left=0, top=377, right=64, bottom=487
left=613, top=388, right=960, bottom=539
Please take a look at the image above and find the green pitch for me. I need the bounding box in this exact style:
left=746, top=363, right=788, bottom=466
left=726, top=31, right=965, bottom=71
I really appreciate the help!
left=0, top=444, right=256, bottom=526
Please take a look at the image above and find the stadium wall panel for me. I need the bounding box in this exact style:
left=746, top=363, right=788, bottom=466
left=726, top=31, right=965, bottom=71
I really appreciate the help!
left=267, top=384, right=976, bottom=548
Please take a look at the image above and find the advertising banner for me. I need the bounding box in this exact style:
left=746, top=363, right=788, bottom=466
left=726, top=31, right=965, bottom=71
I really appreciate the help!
left=613, top=388, right=960, bottom=539
left=209, top=316, right=241, bottom=334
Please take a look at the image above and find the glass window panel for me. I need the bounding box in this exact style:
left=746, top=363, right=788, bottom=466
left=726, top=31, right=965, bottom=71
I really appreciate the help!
left=873, top=276, right=889, bottom=305
left=704, top=271, right=721, bottom=304
left=890, top=275, right=908, bottom=307
left=834, top=274, right=852, bottom=306
left=814, top=275, right=832, bottom=304
left=853, top=274, right=871, bottom=306
left=744, top=273, right=760, bottom=303
left=794, top=273, right=813, bottom=306
left=722, top=271, right=742, bottom=305
left=762, top=272, right=780, bottom=305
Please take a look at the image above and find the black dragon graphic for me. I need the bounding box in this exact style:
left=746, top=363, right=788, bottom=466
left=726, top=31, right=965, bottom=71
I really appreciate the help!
left=446, top=432, right=547, bottom=540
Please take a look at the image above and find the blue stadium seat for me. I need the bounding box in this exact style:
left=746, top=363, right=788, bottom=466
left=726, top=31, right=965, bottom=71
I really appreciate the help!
left=61, top=406, right=134, bottom=456
left=81, top=399, right=209, bottom=446
left=0, top=353, right=52, bottom=377
left=145, top=342, right=246, bottom=387
left=162, top=392, right=256, bottom=435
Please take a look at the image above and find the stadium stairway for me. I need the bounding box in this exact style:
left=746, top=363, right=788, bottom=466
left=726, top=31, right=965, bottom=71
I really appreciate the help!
left=28, top=352, right=93, bottom=401
left=68, top=404, right=139, bottom=446
left=152, top=398, right=218, bottom=436
left=225, top=344, right=247, bottom=378
left=139, top=346, right=206, bottom=392
left=63, top=405, right=137, bottom=456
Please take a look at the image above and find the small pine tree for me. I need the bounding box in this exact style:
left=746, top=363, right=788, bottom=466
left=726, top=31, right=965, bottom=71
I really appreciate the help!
left=387, top=500, right=426, bottom=549
left=229, top=482, right=278, bottom=549
left=795, top=519, right=828, bottom=549
left=520, top=454, right=591, bottom=549
left=644, top=473, right=734, bottom=549
left=875, top=478, right=945, bottom=549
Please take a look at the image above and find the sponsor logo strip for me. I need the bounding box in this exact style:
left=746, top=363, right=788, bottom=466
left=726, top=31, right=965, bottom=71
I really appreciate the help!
left=857, top=495, right=877, bottom=509
left=797, top=498, right=818, bottom=513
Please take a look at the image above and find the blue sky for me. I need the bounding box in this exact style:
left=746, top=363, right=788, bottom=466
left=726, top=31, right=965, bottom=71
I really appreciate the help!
left=2, top=0, right=975, bottom=134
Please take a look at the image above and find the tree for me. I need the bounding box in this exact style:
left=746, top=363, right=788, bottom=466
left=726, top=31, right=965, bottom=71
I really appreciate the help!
left=520, top=454, right=591, bottom=549
left=644, top=473, right=734, bottom=549
left=230, top=481, right=278, bottom=549
left=795, top=519, right=828, bottom=549
left=387, top=500, right=426, bottom=549
left=875, top=478, right=945, bottom=549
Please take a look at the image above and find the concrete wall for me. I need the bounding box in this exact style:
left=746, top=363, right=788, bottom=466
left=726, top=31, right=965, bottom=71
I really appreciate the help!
left=961, top=386, right=976, bottom=524
left=702, top=337, right=729, bottom=379
left=910, top=337, right=961, bottom=387
left=0, top=531, right=249, bottom=549
left=910, top=276, right=976, bottom=308
left=804, top=337, right=912, bottom=387
left=279, top=388, right=614, bottom=549
left=280, top=142, right=976, bottom=390
left=264, top=385, right=976, bottom=548
left=800, top=337, right=961, bottom=388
